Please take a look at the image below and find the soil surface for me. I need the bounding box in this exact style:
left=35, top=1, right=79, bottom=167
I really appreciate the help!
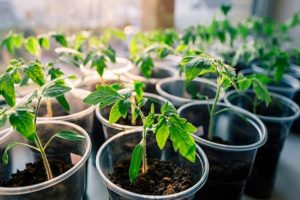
left=109, top=159, right=195, bottom=195
left=1, top=159, right=72, bottom=187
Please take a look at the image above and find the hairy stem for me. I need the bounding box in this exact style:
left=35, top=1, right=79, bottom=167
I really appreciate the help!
left=46, top=98, right=53, bottom=117
left=208, top=81, right=222, bottom=140
left=35, top=94, right=53, bottom=180
left=130, top=96, right=136, bottom=125
left=141, top=127, right=148, bottom=173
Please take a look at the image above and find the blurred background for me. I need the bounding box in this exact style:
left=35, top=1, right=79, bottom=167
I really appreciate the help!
left=0, top=0, right=299, bottom=44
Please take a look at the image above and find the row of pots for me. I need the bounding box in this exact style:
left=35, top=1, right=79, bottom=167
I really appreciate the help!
left=0, top=55, right=299, bottom=200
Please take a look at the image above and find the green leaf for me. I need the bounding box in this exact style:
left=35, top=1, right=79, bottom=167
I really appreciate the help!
left=24, top=61, right=45, bottom=86
left=0, top=73, right=16, bottom=106
left=182, top=56, right=212, bottom=81
left=169, top=114, right=197, bottom=162
left=154, top=117, right=169, bottom=150
left=221, top=4, right=231, bottom=15
left=238, top=76, right=252, bottom=91
left=2, top=142, right=19, bottom=165
left=83, top=85, right=122, bottom=108
left=38, top=36, right=50, bottom=50
left=136, top=55, right=154, bottom=78
left=253, top=80, right=271, bottom=106
left=24, top=37, right=41, bottom=57
left=134, top=81, right=145, bottom=101
left=161, top=102, right=176, bottom=115
left=103, top=46, right=116, bottom=63
left=0, top=115, right=7, bottom=127
left=52, top=33, right=68, bottom=47
left=92, top=55, right=107, bottom=77
left=44, top=85, right=71, bottom=97
left=56, top=95, right=70, bottom=112
left=11, top=71, right=22, bottom=84
left=9, top=110, right=36, bottom=142
left=1, top=33, right=23, bottom=54
left=109, top=99, right=130, bottom=124
left=129, top=142, right=143, bottom=183
left=54, top=131, right=85, bottom=141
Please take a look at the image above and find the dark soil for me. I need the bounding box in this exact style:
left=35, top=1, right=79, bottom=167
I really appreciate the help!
left=1, top=159, right=72, bottom=187
left=109, top=159, right=195, bottom=195
left=38, top=102, right=69, bottom=117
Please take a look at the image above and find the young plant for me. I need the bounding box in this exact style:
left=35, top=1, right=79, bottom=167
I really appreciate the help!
left=0, top=60, right=84, bottom=181
left=83, top=84, right=197, bottom=183
left=182, top=53, right=271, bottom=139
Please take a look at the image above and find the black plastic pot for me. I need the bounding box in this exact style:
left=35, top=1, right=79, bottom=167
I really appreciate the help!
left=225, top=90, right=300, bottom=198
left=178, top=102, right=267, bottom=200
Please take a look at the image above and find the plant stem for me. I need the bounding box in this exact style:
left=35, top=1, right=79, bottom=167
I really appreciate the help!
left=46, top=98, right=53, bottom=117
left=207, top=81, right=222, bottom=140
left=34, top=94, right=54, bottom=180
left=141, top=127, right=148, bottom=173
left=130, top=96, right=136, bottom=125
left=252, top=96, right=258, bottom=114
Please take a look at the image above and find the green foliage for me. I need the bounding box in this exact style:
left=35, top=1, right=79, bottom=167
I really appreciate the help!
left=134, top=81, right=145, bottom=101
left=84, top=85, right=197, bottom=183
left=24, top=61, right=46, bottom=86
left=129, top=142, right=143, bottom=183
left=24, top=37, right=41, bottom=57
left=1, top=32, right=23, bottom=54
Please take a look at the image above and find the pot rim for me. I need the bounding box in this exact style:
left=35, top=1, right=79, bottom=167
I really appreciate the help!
left=125, top=65, right=179, bottom=85
left=245, top=67, right=300, bottom=93
left=95, top=92, right=170, bottom=131
left=156, top=77, right=224, bottom=104
left=0, top=120, right=91, bottom=195
left=36, top=88, right=95, bottom=121
left=96, top=128, right=209, bottom=199
left=224, top=89, right=300, bottom=122
left=177, top=101, right=268, bottom=152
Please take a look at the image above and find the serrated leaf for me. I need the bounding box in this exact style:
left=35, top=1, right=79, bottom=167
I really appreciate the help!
left=154, top=117, right=169, bottom=150
left=238, top=76, right=252, bottom=91
left=24, top=61, right=45, bottom=86
left=9, top=110, right=36, bottom=142
left=169, top=114, right=196, bottom=162
left=83, top=85, right=122, bottom=108
left=134, top=81, right=145, bottom=101
left=109, top=99, right=130, bottom=124
left=103, top=46, right=116, bottom=63
left=55, top=131, right=85, bottom=141
left=137, top=55, right=154, bottom=78
left=1, top=33, right=23, bottom=54
left=161, top=102, right=176, bottom=114
left=11, top=71, right=22, bottom=84
left=44, top=85, right=71, bottom=97
left=56, top=95, right=70, bottom=112
left=24, top=37, right=41, bottom=57
left=52, top=33, right=68, bottom=47
left=38, top=36, right=50, bottom=50
left=129, top=142, right=143, bottom=183
left=0, top=73, right=16, bottom=106
left=182, top=56, right=212, bottom=81
left=92, top=55, right=107, bottom=77
left=253, top=80, right=271, bottom=106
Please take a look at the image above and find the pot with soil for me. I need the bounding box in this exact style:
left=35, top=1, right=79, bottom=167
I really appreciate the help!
left=95, top=92, right=169, bottom=139
left=156, top=77, right=224, bottom=108
left=0, top=120, right=91, bottom=200
left=36, top=88, right=95, bottom=135
left=178, top=102, right=267, bottom=200
left=125, top=65, right=179, bottom=94
left=243, top=68, right=300, bottom=99
left=96, top=128, right=209, bottom=200
left=224, top=90, right=300, bottom=198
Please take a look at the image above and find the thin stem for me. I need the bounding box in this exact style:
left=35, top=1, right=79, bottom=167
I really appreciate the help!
left=13, top=142, right=41, bottom=152
left=130, top=96, right=136, bottom=125
left=253, top=96, right=258, bottom=114
left=207, top=80, right=222, bottom=140
left=34, top=93, right=54, bottom=180
left=141, top=127, right=148, bottom=173
left=43, top=134, right=58, bottom=151
left=46, top=98, right=53, bottom=117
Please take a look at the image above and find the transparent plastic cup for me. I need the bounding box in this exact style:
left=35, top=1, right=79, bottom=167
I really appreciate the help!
left=156, top=77, right=224, bottom=108
left=224, top=90, right=300, bottom=198
left=153, top=55, right=182, bottom=69
left=96, top=128, right=209, bottom=200
left=0, top=121, right=91, bottom=200
left=178, top=102, right=267, bottom=200
left=95, top=92, right=169, bottom=140
left=242, top=68, right=300, bottom=99
left=125, top=65, right=179, bottom=94
left=36, top=88, right=95, bottom=135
